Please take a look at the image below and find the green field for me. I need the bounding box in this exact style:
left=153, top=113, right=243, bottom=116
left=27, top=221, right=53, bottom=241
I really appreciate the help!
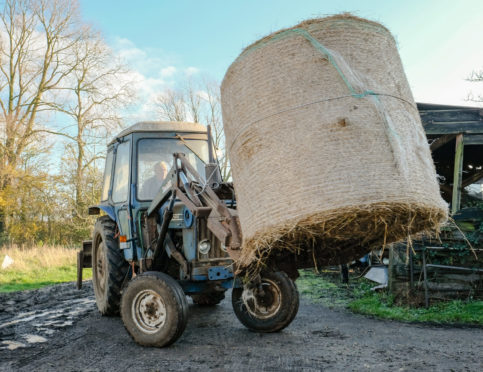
left=297, top=269, right=483, bottom=325
left=0, top=246, right=92, bottom=292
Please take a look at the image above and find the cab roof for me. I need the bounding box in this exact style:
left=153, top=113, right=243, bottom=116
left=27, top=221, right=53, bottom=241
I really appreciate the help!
left=108, top=121, right=207, bottom=145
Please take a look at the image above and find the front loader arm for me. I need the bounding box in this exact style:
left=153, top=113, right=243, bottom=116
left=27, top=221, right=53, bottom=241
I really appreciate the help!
left=147, top=153, right=242, bottom=263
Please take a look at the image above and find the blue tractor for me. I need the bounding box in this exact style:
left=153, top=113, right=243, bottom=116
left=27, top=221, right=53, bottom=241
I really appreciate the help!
left=77, top=121, right=300, bottom=347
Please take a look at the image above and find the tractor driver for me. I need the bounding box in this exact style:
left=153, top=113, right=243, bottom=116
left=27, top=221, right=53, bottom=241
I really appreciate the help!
left=141, top=161, right=168, bottom=199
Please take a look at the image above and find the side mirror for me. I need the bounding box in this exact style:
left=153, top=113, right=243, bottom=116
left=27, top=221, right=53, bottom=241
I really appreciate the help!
left=88, top=206, right=100, bottom=215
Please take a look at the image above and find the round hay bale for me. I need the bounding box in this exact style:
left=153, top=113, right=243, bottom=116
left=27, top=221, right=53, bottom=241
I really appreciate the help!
left=221, top=14, right=448, bottom=271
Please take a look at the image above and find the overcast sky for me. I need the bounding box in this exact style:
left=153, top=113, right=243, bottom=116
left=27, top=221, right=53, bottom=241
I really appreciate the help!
left=80, top=0, right=483, bottom=118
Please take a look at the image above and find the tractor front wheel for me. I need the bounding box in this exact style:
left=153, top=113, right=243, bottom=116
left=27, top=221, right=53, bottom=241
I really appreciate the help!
left=121, top=272, right=188, bottom=347
left=232, top=271, right=299, bottom=333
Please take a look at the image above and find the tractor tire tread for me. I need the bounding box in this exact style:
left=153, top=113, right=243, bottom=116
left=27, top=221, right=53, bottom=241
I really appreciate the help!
left=232, top=271, right=299, bottom=333
left=121, top=272, right=188, bottom=347
left=92, top=216, right=129, bottom=316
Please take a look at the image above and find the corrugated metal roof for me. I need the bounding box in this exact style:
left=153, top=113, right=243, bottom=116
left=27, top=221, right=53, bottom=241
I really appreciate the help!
left=417, top=102, right=483, bottom=135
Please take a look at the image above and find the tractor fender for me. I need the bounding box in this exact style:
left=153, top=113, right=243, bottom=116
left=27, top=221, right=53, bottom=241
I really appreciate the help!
left=99, top=205, right=116, bottom=221
left=88, top=205, right=116, bottom=222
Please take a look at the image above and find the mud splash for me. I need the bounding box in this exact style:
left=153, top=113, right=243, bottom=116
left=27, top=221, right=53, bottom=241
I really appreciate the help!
left=0, top=282, right=95, bottom=351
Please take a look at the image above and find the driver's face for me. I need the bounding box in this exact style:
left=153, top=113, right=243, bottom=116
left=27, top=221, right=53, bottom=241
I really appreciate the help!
left=155, top=164, right=167, bottom=179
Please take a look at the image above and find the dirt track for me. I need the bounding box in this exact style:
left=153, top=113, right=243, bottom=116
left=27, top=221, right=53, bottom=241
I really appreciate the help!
left=0, top=281, right=482, bottom=371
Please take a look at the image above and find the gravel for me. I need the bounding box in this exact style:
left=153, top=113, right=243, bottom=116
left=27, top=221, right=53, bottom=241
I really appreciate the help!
left=0, top=281, right=481, bottom=371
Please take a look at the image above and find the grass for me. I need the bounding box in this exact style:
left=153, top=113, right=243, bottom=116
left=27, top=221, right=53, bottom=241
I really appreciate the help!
left=297, top=269, right=483, bottom=325
left=297, top=268, right=356, bottom=309
left=349, top=295, right=483, bottom=324
left=0, top=245, right=92, bottom=292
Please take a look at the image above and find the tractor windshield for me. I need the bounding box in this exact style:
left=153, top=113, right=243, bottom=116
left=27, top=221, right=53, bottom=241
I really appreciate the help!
left=137, top=137, right=209, bottom=201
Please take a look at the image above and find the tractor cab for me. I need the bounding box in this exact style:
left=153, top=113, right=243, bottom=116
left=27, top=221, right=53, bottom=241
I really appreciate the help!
left=94, top=121, right=214, bottom=261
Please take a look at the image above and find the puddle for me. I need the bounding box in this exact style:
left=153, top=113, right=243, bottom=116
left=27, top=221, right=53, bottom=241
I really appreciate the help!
left=23, top=334, right=48, bottom=343
left=0, top=292, right=95, bottom=351
left=2, top=340, right=26, bottom=350
left=0, top=298, right=95, bottom=330
left=0, top=310, right=62, bottom=329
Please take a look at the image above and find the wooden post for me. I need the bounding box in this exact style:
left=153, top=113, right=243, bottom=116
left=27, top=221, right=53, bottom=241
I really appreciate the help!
left=422, top=249, right=429, bottom=308
left=388, top=244, right=394, bottom=294
left=76, top=250, right=84, bottom=290
left=409, top=247, right=414, bottom=291
left=451, top=134, right=464, bottom=215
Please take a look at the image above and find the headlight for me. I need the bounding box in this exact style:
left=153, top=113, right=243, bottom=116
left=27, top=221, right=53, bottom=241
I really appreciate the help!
left=199, top=239, right=211, bottom=255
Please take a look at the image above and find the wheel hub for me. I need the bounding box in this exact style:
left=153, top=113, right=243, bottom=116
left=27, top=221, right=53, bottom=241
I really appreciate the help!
left=241, top=278, right=282, bottom=319
left=132, top=289, right=167, bottom=333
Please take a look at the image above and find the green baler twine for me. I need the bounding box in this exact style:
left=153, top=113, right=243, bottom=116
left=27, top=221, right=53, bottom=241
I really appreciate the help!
left=228, top=26, right=409, bottom=177
left=235, top=27, right=377, bottom=99
left=287, top=28, right=377, bottom=99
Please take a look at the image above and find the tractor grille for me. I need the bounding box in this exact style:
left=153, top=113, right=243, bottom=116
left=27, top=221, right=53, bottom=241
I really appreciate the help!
left=197, top=218, right=230, bottom=262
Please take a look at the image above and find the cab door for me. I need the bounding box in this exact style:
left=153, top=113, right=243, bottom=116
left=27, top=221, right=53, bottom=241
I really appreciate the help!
left=111, top=139, right=134, bottom=260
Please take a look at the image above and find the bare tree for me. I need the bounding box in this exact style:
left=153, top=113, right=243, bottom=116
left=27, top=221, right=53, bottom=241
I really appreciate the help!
left=186, top=79, right=201, bottom=123
left=201, top=79, right=231, bottom=180
left=44, top=32, right=134, bottom=221
left=155, top=79, right=231, bottom=180
left=156, top=89, right=186, bottom=121
left=0, top=0, right=86, bottom=234
left=466, top=69, right=483, bottom=103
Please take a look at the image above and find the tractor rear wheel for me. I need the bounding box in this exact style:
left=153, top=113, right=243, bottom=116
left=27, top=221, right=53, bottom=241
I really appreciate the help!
left=92, top=216, right=129, bottom=316
left=121, top=272, right=188, bottom=347
left=232, top=271, right=299, bottom=333
left=191, top=291, right=225, bottom=306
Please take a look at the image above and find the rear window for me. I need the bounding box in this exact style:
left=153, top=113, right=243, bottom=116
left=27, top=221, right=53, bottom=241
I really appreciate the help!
left=101, top=150, right=113, bottom=201
left=112, top=141, right=130, bottom=203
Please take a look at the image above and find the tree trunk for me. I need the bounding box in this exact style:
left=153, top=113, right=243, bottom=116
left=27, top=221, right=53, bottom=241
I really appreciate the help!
left=75, top=133, right=84, bottom=220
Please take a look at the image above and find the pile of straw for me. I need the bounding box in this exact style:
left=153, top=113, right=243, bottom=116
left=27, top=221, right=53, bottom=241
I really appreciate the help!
left=221, top=14, right=448, bottom=271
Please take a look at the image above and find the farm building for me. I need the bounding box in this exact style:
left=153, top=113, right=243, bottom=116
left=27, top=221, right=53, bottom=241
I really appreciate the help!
left=388, top=103, right=483, bottom=305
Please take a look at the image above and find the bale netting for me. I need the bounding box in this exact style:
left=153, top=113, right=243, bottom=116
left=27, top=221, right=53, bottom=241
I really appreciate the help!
left=221, top=14, right=448, bottom=273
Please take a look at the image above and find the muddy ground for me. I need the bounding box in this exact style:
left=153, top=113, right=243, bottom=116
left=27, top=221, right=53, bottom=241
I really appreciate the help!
left=0, top=281, right=481, bottom=371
